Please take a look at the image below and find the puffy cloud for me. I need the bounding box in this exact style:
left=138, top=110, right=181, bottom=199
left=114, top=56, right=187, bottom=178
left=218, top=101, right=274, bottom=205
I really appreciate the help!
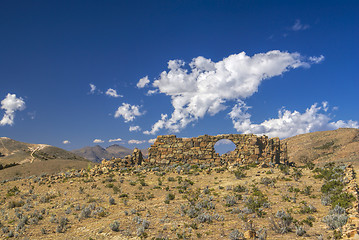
left=137, top=76, right=150, bottom=88
left=109, top=138, right=123, bottom=143
left=0, top=93, right=26, bottom=126
left=129, top=125, right=141, bottom=132
left=229, top=101, right=359, bottom=139
left=93, top=139, right=104, bottom=143
left=114, top=103, right=144, bottom=122
left=128, top=139, right=146, bottom=144
left=63, top=140, right=70, bottom=144
left=106, top=88, right=123, bottom=98
left=148, top=138, right=156, bottom=144
left=89, top=84, right=96, bottom=94
left=291, top=19, right=310, bottom=31
left=145, top=51, right=322, bottom=134
left=143, top=114, right=168, bottom=135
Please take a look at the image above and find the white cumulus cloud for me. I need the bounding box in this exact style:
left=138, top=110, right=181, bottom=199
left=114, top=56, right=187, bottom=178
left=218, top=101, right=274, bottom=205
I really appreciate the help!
left=114, top=103, right=144, bottom=122
left=129, top=125, right=141, bottom=132
left=63, top=140, right=70, bottom=144
left=108, top=138, right=123, bottom=143
left=0, top=93, right=26, bottom=126
left=148, top=138, right=156, bottom=144
left=128, top=139, right=146, bottom=144
left=93, top=139, right=104, bottom=143
left=144, top=51, right=323, bottom=134
left=137, top=76, right=150, bottom=88
left=106, top=88, right=123, bottom=98
left=229, top=101, right=359, bottom=139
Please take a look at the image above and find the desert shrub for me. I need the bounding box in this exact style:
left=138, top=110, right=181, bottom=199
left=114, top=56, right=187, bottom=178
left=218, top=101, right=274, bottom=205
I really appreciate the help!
left=301, top=186, right=312, bottom=196
left=196, top=197, right=215, bottom=210
left=56, top=217, right=69, bottom=233
left=80, top=207, right=91, bottom=219
left=313, top=164, right=343, bottom=181
left=292, top=168, right=303, bottom=181
left=321, top=195, right=332, bottom=206
left=260, top=177, right=276, bottom=186
left=197, top=213, right=213, bottom=223
left=299, top=203, right=317, bottom=214
left=41, top=228, right=46, bottom=234
left=244, top=188, right=269, bottom=216
left=301, top=215, right=315, bottom=227
left=139, top=178, right=148, bottom=186
left=167, top=177, right=175, bottom=182
left=7, top=186, right=20, bottom=197
left=330, top=192, right=355, bottom=209
left=233, top=169, right=246, bottom=179
left=165, top=193, right=175, bottom=201
left=321, top=180, right=343, bottom=195
left=112, top=185, right=121, bottom=194
left=109, top=220, right=120, bottom=232
left=65, top=207, right=72, bottom=214
left=229, top=229, right=244, bottom=240
left=279, top=165, right=290, bottom=175
left=213, top=213, right=224, bottom=221
left=322, top=205, right=348, bottom=229
left=233, top=184, right=246, bottom=193
left=203, top=186, right=210, bottom=194
left=142, top=219, right=150, bottom=229
left=295, top=225, right=306, bottom=236
left=270, top=210, right=293, bottom=234
left=109, top=197, right=116, bottom=205
left=225, top=195, right=237, bottom=207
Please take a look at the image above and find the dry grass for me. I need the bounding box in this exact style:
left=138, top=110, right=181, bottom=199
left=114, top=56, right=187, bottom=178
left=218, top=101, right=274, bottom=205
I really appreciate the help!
left=1, top=161, right=351, bottom=239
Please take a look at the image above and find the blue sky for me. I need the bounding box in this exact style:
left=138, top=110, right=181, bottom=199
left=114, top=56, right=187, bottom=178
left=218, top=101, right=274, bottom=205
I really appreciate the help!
left=1, top=0, right=358, bottom=150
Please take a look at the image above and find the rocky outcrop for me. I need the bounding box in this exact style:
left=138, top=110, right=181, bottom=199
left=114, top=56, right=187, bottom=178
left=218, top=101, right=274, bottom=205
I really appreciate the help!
left=342, top=165, right=359, bottom=239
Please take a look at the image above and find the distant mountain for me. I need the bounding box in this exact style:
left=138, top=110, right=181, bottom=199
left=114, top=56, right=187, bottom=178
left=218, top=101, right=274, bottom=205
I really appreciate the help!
left=0, top=137, right=92, bottom=181
left=283, top=128, right=359, bottom=165
left=71, top=144, right=133, bottom=163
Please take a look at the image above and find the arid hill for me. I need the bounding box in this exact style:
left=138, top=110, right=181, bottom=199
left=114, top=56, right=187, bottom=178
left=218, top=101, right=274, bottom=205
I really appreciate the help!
left=0, top=137, right=93, bottom=181
left=283, top=128, right=359, bottom=166
left=72, top=144, right=148, bottom=163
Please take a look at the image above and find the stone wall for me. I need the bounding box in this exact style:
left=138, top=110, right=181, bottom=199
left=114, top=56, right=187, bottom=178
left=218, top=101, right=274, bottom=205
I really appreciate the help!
left=147, top=134, right=287, bottom=165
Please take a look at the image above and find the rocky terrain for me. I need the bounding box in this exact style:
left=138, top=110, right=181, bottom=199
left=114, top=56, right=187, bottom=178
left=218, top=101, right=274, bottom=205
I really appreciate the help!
left=0, top=129, right=358, bottom=239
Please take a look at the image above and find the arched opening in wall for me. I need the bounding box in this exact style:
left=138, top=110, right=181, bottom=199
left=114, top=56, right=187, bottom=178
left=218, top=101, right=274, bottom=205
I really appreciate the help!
left=214, top=139, right=236, bottom=156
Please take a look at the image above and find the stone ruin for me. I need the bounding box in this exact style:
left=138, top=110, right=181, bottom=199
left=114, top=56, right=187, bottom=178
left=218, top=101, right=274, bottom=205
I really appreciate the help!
left=147, top=134, right=287, bottom=166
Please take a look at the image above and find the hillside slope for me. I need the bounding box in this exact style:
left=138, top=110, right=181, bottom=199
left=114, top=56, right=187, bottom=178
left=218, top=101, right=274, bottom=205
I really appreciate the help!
left=72, top=144, right=148, bottom=163
left=0, top=137, right=93, bottom=181
left=282, top=128, right=359, bottom=165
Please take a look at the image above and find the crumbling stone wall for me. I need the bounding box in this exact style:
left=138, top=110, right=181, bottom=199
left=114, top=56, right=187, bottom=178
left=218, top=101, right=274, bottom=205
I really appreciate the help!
left=148, top=134, right=287, bottom=165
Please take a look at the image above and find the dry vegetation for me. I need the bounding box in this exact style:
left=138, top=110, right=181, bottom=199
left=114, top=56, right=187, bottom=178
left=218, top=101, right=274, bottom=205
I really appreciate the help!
left=0, top=160, right=355, bottom=239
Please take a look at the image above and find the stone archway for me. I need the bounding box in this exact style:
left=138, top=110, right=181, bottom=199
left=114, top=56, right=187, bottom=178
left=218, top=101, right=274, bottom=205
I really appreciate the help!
left=147, top=134, right=284, bottom=165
